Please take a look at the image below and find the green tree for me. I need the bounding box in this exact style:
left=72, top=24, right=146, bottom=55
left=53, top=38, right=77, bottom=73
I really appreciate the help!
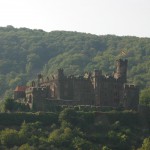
left=140, top=88, right=150, bottom=106
left=4, top=98, right=15, bottom=112
left=72, top=136, right=94, bottom=150
left=0, top=100, right=5, bottom=112
left=138, top=137, right=150, bottom=150
left=102, top=146, right=112, bottom=150
left=18, top=143, right=35, bottom=150
left=0, top=129, right=19, bottom=148
left=59, top=108, right=78, bottom=126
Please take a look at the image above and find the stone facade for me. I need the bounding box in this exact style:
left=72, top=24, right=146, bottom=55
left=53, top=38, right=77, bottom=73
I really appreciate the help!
left=14, top=59, right=139, bottom=111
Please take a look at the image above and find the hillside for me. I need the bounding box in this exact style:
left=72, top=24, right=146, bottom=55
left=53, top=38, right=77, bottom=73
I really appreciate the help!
left=0, top=108, right=150, bottom=149
left=0, top=26, right=150, bottom=99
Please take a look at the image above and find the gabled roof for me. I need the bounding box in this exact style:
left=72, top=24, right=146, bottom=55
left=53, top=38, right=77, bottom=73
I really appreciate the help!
left=14, top=86, right=27, bottom=92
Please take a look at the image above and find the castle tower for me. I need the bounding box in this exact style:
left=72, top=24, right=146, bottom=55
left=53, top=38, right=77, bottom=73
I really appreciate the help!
left=57, top=68, right=65, bottom=99
left=37, top=74, right=43, bottom=86
left=123, top=84, right=139, bottom=110
left=57, top=68, right=64, bottom=80
left=92, top=70, right=102, bottom=105
left=114, top=59, right=128, bottom=83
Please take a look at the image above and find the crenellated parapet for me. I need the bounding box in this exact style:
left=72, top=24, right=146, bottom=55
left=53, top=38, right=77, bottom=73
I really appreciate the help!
left=14, top=58, right=139, bottom=110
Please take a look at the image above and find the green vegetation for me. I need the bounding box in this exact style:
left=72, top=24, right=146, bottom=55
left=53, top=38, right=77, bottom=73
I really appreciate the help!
left=0, top=26, right=150, bottom=149
left=0, top=26, right=149, bottom=101
left=140, top=88, right=150, bottom=106
left=0, top=108, right=149, bottom=149
left=138, top=137, right=150, bottom=150
left=0, top=112, right=58, bottom=126
left=2, top=98, right=29, bottom=112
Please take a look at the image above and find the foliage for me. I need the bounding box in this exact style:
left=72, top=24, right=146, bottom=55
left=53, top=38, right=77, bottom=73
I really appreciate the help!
left=0, top=129, right=20, bottom=148
left=18, top=144, right=35, bottom=150
left=0, top=26, right=149, bottom=99
left=0, top=109, right=149, bottom=149
left=59, top=108, right=78, bottom=125
left=140, top=88, right=150, bottom=106
left=72, top=136, right=94, bottom=150
left=0, top=112, right=58, bottom=126
left=138, top=137, right=150, bottom=150
left=3, top=98, right=29, bottom=112
left=0, top=100, right=5, bottom=112
left=4, top=98, right=14, bottom=112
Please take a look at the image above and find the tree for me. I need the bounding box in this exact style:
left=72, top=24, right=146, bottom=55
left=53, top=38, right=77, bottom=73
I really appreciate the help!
left=72, top=136, right=94, bottom=150
left=102, top=146, right=112, bottom=150
left=0, top=129, right=19, bottom=148
left=0, top=27, right=149, bottom=100
left=59, top=108, right=78, bottom=126
left=140, top=88, right=150, bottom=106
left=4, top=98, right=15, bottom=112
left=18, top=144, right=35, bottom=150
left=138, top=137, right=150, bottom=150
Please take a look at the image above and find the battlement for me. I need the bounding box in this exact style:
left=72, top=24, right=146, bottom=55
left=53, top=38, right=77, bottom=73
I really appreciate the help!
left=14, top=59, right=139, bottom=111
left=26, top=87, right=47, bottom=94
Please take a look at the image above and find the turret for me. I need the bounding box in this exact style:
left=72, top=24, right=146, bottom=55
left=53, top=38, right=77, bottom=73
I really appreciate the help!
left=123, top=84, right=139, bottom=110
left=114, top=59, right=128, bottom=82
left=57, top=68, right=65, bottom=99
left=37, top=74, right=43, bottom=86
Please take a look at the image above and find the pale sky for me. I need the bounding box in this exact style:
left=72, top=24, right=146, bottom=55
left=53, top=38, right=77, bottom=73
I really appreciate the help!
left=0, top=0, right=150, bottom=37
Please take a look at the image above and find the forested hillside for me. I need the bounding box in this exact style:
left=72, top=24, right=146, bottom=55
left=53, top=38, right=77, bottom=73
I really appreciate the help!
left=0, top=26, right=150, bottom=99
left=0, top=108, right=150, bottom=149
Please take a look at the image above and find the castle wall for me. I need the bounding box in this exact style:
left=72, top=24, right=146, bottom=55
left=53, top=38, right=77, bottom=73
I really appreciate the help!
left=18, top=59, right=139, bottom=111
left=94, top=76, right=123, bottom=107
left=123, top=84, right=139, bottom=110
left=14, top=91, right=25, bottom=100
left=26, top=87, right=50, bottom=110
left=73, top=77, right=94, bottom=105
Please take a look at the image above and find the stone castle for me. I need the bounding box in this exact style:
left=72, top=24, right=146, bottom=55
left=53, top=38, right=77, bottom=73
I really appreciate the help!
left=14, top=59, right=139, bottom=111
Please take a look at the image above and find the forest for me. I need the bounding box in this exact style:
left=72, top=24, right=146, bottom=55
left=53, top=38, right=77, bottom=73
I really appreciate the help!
left=0, top=26, right=150, bottom=149
left=0, top=25, right=149, bottom=100
left=0, top=108, right=150, bottom=150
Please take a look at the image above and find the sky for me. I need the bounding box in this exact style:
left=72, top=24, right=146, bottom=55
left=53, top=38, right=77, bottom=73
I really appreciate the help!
left=0, top=0, right=150, bottom=37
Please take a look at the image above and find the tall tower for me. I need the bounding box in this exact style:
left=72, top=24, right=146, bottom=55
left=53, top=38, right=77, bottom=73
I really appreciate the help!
left=57, top=68, right=64, bottom=80
left=93, top=70, right=102, bottom=105
left=114, top=59, right=128, bottom=83
left=57, top=68, right=65, bottom=99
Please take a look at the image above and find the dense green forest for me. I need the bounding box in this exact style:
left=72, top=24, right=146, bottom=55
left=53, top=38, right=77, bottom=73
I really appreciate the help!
left=0, top=26, right=150, bottom=149
left=0, top=108, right=150, bottom=150
left=0, top=25, right=150, bottom=99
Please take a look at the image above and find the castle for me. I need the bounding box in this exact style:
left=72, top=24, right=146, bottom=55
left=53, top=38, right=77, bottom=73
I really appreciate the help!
left=14, top=59, right=139, bottom=111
